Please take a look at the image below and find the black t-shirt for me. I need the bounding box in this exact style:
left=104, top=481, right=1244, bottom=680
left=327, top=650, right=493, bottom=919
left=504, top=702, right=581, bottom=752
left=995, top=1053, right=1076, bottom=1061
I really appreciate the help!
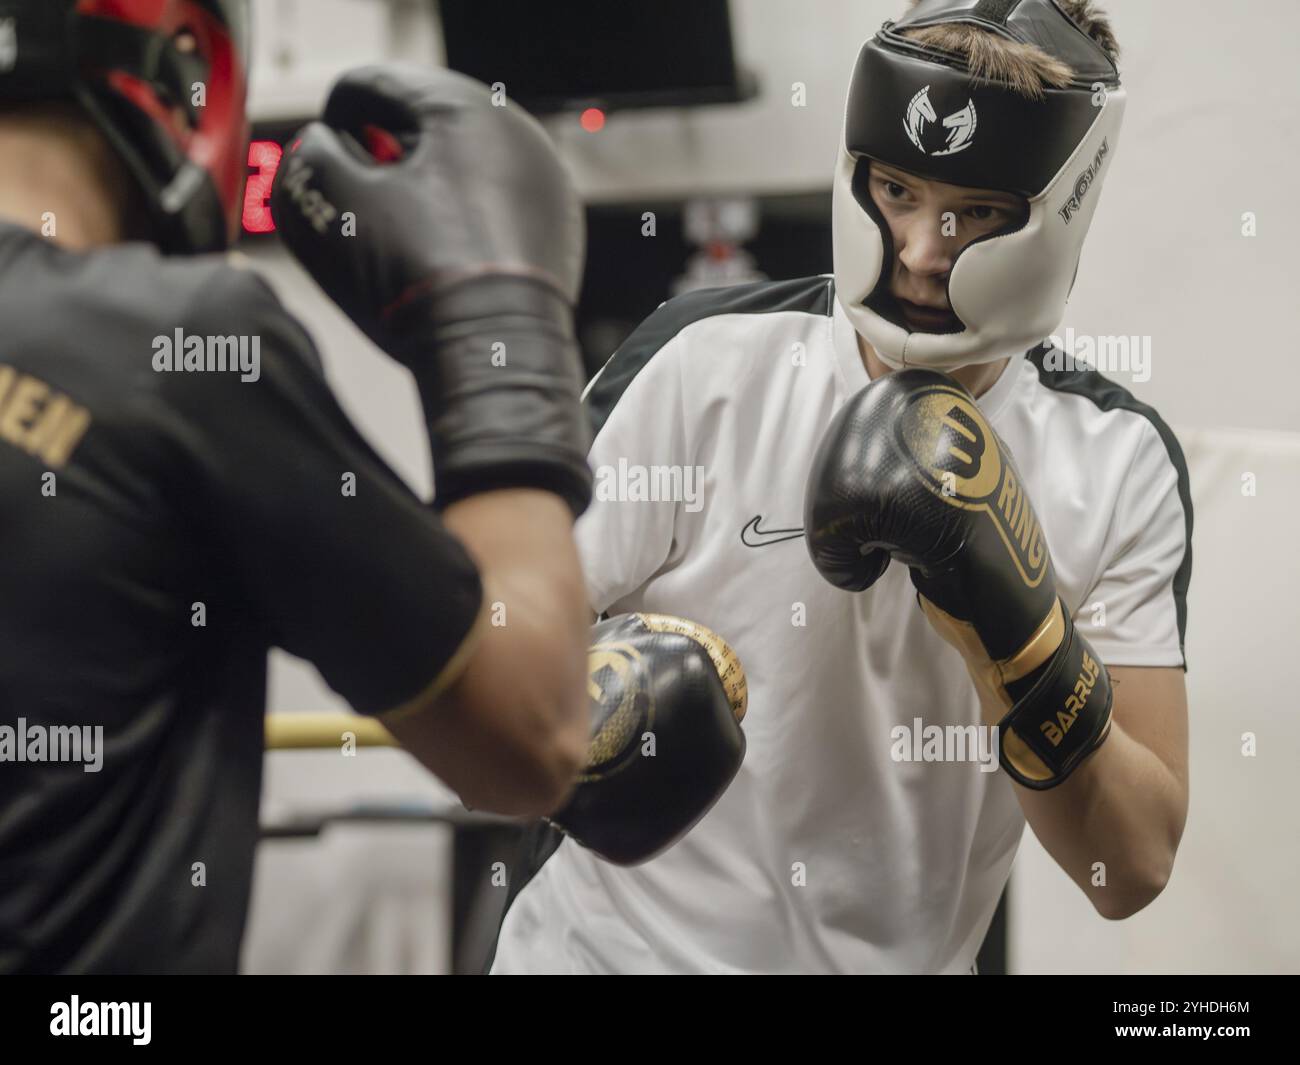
left=0, top=223, right=484, bottom=973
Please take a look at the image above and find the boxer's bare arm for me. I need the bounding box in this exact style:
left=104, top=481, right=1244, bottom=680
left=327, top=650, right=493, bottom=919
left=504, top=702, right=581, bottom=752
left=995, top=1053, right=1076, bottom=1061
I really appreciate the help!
left=383, top=489, right=590, bottom=817
left=1016, top=665, right=1189, bottom=920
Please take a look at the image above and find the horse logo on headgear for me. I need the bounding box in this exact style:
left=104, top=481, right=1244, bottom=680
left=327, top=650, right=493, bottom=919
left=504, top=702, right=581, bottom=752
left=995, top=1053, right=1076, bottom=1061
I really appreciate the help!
left=904, top=86, right=977, bottom=156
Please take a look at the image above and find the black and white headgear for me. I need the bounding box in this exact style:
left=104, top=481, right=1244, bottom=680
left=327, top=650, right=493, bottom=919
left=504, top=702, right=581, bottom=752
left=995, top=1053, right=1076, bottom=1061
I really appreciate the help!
left=833, top=0, right=1125, bottom=369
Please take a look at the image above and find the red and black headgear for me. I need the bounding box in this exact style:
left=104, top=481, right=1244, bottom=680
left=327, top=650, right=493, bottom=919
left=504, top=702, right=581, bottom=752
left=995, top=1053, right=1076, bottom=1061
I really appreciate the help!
left=0, top=0, right=250, bottom=253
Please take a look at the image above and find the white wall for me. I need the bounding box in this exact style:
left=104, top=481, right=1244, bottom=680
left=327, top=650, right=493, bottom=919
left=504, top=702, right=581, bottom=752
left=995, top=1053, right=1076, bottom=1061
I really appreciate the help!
left=247, top=0, right=1300, bottom=974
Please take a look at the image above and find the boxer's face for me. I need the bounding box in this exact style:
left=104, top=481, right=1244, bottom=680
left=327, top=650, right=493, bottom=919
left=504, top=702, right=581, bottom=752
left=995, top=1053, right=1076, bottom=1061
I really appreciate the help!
left=867, top=160, right=1028, bottom=334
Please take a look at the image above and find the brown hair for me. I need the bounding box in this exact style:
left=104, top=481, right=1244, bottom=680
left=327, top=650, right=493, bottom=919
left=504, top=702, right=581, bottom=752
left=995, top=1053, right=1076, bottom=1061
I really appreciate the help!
left=900, top=1, right=1120, bottom=100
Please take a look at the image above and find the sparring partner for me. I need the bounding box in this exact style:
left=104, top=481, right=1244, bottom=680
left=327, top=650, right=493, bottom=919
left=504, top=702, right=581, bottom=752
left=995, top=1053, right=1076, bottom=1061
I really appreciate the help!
left=491, top=0, right=1191, bottom=974
left=0, top=2, right=741, bottom=973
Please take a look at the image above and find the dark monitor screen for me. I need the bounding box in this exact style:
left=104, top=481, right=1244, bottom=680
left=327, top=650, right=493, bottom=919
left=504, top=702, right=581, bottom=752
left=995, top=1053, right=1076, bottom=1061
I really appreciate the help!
left=438, top=0, right=745, bottom=112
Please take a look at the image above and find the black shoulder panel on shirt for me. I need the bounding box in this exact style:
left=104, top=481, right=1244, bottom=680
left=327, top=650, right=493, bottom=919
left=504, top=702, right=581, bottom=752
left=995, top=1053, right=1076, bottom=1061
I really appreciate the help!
left=584, top=276, right=833, bottom=438
left=1027, top=346, right=1193, bottom=670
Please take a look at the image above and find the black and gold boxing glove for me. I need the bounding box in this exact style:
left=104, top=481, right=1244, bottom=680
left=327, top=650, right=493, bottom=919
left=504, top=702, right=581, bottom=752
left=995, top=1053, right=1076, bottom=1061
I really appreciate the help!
left=805, top=369, right=1111, bottom=789
left=549, top=614, right=748, bottom=864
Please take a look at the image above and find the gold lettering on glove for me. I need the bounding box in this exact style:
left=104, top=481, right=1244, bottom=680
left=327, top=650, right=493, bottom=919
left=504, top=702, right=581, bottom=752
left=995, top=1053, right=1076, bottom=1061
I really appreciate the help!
left=584, top=642, right=651, bottom=780
left=1041, top=651, right=1100, bottom=746
left=638, top=614, right=748, bottom=723
left=899, top=384, right=1047, bottom=589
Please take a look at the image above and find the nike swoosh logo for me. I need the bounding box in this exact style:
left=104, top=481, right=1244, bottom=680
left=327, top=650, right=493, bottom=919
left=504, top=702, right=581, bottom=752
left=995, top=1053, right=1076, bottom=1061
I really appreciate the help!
left=740, top=515, right=805, bottom=548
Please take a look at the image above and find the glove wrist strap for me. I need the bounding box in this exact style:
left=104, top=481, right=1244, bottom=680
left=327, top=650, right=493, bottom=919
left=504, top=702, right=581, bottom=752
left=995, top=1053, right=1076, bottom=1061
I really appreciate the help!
left=998, top=607, right=1113, bottom=789
left=392, top=276, right=593, bottom=516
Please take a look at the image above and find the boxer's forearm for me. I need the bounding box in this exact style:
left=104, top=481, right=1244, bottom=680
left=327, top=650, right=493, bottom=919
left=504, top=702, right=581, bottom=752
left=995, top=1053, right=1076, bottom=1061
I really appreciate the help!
left=1015, top=720, right=1185, bottom=920
left=385, top=489, right=589, bottom=816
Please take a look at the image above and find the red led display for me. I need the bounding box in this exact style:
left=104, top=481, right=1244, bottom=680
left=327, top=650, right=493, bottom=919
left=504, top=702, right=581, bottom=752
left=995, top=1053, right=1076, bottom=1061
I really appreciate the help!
left=242, top=139, right=283, bottom=234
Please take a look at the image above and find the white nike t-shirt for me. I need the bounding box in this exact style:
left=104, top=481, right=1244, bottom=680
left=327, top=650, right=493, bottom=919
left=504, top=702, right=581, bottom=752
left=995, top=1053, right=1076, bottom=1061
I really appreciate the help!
left=492, top=276, right=1191, bottom=975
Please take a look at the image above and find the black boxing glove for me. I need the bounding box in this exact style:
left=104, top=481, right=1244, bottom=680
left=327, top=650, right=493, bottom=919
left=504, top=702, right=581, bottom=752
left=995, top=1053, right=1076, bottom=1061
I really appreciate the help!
left=271, top=64, right=592, bottom=515
left=550, top=614, right=748, bottom=865
left=804, top=370, right=1112, bottom=789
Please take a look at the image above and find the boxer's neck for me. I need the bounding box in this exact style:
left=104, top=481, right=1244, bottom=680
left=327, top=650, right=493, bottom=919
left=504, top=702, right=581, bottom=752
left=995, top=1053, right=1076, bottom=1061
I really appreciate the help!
left=0, top=107, right=130, bottom=250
